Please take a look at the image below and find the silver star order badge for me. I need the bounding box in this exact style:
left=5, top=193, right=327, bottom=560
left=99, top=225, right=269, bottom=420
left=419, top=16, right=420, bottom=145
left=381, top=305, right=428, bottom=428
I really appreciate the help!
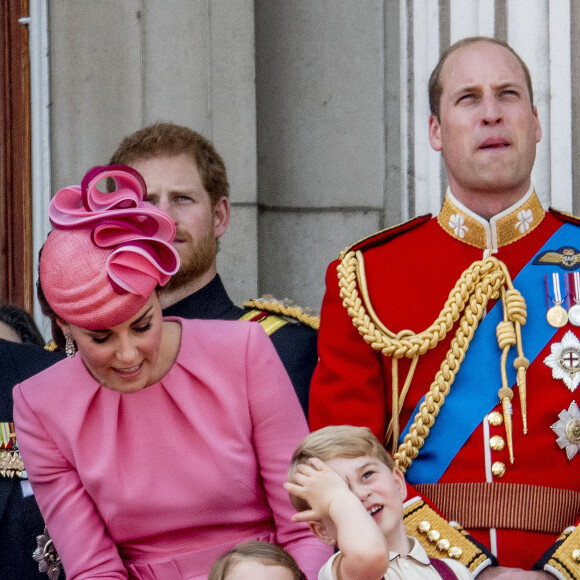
left=551, top=400, right=580, bottom=461
left=543, top=330, right=580, bottom=392
left=33, top=526, right=62, bottom=580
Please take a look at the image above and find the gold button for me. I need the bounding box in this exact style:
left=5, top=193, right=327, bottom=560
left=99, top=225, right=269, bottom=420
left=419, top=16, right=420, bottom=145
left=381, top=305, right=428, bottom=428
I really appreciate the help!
left=427, top=530, right=440, bottom=543
left=417, top=521, right=431, bottom=534
left=489, top=435, right=505, bottom=451
left=488, top=411, right=503, bottom=426
left=436, top=539, right=450, bottom=552
left=492, top=461, right=506, bottom=478
left=573, top=548, right=580, bottom=563
left=448, top=546, right=463, bottom=559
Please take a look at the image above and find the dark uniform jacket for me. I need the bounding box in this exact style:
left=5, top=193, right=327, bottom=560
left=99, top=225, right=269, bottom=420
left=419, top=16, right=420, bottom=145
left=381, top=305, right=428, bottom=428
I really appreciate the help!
left=0, top=339, right=63, bottom=579
left=162, top=275, right=318, bottom=415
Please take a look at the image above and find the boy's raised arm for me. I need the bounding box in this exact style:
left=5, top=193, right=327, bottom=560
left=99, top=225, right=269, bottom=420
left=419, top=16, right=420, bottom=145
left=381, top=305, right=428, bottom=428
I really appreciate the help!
left=285, top=457, right=390, bottom=580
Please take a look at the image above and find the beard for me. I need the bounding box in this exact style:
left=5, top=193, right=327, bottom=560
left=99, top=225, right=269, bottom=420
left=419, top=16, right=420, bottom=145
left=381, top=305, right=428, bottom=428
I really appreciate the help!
left=163, top=227, right=218, bottom=293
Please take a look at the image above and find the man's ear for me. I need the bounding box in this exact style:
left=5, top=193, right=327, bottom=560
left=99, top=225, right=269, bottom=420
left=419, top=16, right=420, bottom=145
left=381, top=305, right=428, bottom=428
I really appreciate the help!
left=533, top=105, right=542, bottom=144
left=428, top=113, right=443, bottom=152
left=309, top=520, right=337, bottom=547
left=213, top=196, right=230, bottom=238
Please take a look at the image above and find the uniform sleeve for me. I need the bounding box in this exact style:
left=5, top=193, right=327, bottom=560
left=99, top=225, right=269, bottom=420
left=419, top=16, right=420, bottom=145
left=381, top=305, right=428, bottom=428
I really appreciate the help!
left=444, top=558, right=475, bottom=579
left=534, top=523, right=580, bottom=579
left=13, top=382, right=127, bottom=580
left=309, top=259, right=388, bottom=440
left=244, top=324, right=333, bottom=580
left=268, top=322, right=318, bottom=417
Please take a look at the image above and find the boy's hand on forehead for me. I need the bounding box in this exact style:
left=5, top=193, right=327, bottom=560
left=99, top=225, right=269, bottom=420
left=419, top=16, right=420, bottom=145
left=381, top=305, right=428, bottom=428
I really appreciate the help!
left=284, top=457, right=352, bottom=523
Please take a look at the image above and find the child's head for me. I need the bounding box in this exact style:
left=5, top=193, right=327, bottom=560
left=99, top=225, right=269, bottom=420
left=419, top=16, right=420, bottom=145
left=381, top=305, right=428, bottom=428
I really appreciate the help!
left=287, top=425, right=397, bottom=513
left=208, top=541, right=304, bottom=580
left=287, top=425, right=408, bottom=549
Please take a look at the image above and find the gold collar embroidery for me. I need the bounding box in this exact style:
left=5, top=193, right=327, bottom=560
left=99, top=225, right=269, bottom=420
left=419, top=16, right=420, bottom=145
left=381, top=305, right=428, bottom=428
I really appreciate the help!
left=437, top=190, right=545, bottom=251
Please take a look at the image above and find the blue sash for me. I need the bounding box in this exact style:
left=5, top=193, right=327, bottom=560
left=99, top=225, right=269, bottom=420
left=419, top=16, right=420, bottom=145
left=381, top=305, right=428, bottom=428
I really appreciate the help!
left=402, top=222, right=580, bottom=484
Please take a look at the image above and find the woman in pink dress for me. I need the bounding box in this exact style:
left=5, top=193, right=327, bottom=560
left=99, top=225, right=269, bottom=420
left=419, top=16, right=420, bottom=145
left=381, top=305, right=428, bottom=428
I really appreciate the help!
left=13, top=165, right=330, bottom=580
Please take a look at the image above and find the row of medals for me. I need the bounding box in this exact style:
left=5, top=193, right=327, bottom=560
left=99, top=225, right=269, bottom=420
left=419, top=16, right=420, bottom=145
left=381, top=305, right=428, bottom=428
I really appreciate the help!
left=546, top=272, right=580, bottom=328
left=547, top=300, right=580, bottom=328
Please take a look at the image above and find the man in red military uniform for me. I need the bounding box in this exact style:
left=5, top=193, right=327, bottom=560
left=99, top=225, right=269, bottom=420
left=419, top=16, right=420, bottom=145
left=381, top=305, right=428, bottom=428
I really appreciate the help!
left=310, top=36, right=580, bottom=579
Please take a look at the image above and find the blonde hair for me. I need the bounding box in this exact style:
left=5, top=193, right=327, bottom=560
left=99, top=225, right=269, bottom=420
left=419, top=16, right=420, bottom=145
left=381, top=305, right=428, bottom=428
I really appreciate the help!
left=208, top=541, right=304, bottom=580
left=287, top=425, right=395, bottom=512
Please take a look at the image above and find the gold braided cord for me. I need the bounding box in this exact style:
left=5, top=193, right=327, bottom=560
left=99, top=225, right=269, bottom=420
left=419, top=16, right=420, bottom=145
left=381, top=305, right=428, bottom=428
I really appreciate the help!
left=337, top=251, right=527, bottom=473
left=505, top=288, right=529, bottom=434
left=385, top=355, right=419, bottom=452
left=345, top=250, right=501, bottom=358
left=339, top=250, right=509, bottom=358
left=242, top=296, right=320, bottom=329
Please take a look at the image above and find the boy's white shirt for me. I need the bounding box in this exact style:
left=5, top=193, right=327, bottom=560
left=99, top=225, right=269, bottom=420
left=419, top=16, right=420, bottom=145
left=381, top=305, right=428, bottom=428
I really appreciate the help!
left=318, top=536, right=473, bottom=580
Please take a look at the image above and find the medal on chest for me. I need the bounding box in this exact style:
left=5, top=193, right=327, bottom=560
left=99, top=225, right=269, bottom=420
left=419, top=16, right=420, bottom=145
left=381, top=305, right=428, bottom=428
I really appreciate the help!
left=544, top=332, right=580, bottom=461
left=545, top=273, right=568, bottom=328
left=551, top=400, right=580, bottom=461
left=544, top=330, right=580, bottom=392
left=0, top=421, right=25, bottom=478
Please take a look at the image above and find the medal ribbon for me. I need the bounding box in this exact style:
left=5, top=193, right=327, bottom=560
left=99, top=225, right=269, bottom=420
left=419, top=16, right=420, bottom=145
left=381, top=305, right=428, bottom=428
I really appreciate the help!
left=0, top=422, right=16, bottom=451
left=567, top=272, right=580, bottom=306
left=402, top=222, right=580, bottom=484
left=546, top=272, right=565, bottom=307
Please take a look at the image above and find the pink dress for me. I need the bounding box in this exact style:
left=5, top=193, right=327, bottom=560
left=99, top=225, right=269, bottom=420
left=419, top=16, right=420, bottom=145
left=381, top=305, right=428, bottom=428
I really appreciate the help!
left=13, top=318, right=330, bottom=579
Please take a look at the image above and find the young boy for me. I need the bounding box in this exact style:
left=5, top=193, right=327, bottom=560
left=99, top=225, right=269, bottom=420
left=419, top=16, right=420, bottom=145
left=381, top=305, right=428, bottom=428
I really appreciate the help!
left=284, top=425, right=472, bottom=580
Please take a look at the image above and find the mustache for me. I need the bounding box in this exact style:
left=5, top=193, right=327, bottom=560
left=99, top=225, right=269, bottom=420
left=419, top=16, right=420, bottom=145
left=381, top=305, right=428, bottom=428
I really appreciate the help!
left=174, top=228, right=193, bottom=243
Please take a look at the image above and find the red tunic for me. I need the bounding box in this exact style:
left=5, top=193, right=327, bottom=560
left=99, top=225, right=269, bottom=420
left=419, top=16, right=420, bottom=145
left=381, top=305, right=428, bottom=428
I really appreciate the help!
left=310, top=190, right=580, bottom=572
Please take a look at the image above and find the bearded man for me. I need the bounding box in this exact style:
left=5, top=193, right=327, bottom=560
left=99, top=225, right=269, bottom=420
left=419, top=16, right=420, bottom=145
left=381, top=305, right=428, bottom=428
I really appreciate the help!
left=109, top=123, right=318, bottom=415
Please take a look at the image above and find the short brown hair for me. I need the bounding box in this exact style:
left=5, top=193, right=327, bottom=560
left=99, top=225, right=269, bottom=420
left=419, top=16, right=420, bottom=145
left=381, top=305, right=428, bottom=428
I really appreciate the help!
left=109, top=122, right=229, bottom=206
left=287, top=425, right=396, bottom=512
left=429, top=36, right=534, bottom=121
left=208, top=541, right=304, bottom=580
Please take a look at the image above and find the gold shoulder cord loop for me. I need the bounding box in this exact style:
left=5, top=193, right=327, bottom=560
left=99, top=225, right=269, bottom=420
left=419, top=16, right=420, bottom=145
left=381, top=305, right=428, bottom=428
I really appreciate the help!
left=354, top=248, right=421, bottom=448
left=337, top=250, right=528, bottom=473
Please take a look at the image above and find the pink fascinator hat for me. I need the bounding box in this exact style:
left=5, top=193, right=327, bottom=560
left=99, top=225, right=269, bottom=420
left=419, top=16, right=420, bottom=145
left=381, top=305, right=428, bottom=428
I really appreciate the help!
left=40, top=165, right=180, bottom=329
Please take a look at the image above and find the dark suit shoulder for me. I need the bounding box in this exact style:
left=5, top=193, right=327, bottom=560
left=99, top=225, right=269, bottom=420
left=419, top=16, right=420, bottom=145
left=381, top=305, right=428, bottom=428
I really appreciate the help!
left=240, top=300, right=318, bottom=417
left=0, top=341, right=63, bottom=416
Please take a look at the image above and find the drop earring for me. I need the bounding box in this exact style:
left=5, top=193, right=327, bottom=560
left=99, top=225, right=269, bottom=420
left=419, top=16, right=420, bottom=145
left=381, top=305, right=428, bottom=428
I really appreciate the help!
left=65, top=333, right=76, bottom=358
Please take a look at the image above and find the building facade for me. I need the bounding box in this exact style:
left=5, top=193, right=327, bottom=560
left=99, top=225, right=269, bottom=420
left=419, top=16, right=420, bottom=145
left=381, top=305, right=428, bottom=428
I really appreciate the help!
left=18, top=0, right=580, bottom=333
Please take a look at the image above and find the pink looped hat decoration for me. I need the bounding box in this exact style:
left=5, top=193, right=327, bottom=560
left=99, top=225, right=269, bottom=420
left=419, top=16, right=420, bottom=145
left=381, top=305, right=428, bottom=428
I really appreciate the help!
left=40, top=165, right=180, bottom=329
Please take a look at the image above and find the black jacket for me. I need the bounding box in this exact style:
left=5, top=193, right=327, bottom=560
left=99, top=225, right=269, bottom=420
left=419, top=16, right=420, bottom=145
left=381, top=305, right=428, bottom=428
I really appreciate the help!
left=163, top=275, right=318, bottom=416
left=0, top=340, right=63, bottom=579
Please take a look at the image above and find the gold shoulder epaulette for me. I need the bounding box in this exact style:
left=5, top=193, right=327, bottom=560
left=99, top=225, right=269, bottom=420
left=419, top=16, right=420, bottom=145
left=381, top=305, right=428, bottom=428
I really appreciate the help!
left=238, top=310, right=290, bottom=336
left=242, top=295, right=320, bottom=330
left=543, top=525, right=580, bottom=579
left=338, top=214, right=431, bottom=260
left=403, top=496, right=492, bottom=576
